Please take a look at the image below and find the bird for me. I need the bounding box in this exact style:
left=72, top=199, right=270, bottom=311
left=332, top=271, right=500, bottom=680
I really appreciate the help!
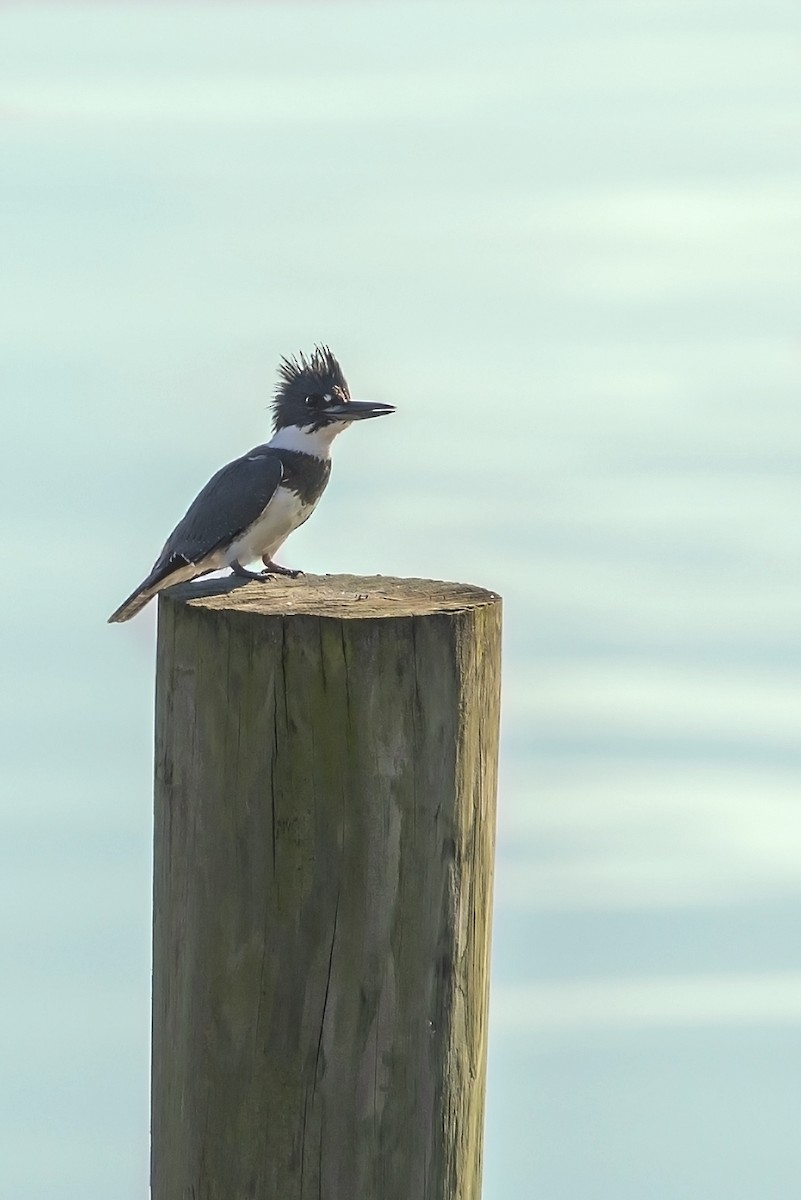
left=108, top=346, right=395, bottom=623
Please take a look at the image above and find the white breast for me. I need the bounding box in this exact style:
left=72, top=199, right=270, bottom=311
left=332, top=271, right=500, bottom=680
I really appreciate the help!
left=224, top=486, right=315, bottom=566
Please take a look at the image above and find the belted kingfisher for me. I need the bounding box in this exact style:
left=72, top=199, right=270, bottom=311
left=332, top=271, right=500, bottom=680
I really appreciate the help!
left=108, top=346, right=394, bottom=623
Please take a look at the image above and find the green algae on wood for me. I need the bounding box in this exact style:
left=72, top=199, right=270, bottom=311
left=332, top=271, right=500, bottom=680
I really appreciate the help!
left=151, top=574, right=502, bottom=1200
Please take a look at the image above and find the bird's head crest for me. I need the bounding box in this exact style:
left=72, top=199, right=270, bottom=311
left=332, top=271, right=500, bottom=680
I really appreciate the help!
left=272, top=346, right=350, bottom=430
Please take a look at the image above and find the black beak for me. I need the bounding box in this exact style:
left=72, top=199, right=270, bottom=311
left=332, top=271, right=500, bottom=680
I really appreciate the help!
left=325, top=399, right=396, bottom=421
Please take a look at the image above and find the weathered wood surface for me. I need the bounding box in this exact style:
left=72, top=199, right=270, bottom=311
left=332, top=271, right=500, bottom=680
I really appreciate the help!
left=151, top=574, right=502, bottom=1200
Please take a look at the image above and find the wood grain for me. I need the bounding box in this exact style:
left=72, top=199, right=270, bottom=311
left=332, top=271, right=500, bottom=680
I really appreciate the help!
left=151, top=574, right=502, bottom=1200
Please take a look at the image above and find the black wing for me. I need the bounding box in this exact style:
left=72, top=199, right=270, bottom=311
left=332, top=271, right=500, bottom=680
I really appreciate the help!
left=153, top=445, right=284, bottom=572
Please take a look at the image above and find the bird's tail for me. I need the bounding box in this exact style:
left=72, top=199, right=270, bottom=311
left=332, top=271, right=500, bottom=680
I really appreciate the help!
left=107, top=569, right=167, bottom=623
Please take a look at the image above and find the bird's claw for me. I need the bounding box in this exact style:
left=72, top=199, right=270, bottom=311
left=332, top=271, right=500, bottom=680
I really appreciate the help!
left=261, top=561, right=304, bottom=579
left=233, top=562, right=304, bottom=582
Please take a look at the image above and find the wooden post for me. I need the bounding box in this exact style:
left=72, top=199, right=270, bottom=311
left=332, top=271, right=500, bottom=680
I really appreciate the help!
left=151, top=574, right=501, bottom=1200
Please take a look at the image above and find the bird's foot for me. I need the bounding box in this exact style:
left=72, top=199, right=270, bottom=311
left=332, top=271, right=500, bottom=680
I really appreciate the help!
left=232, top=561, right=276, bottom=581
left=261, top=558, right=304, bottom=579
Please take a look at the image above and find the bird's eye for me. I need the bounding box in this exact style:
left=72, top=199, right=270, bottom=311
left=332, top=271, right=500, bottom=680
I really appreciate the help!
left=305, top=393, right=325, bottom=408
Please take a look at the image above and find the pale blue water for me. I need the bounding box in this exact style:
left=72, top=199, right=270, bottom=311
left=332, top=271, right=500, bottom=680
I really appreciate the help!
left=2, top=3, right=801, bottom=1197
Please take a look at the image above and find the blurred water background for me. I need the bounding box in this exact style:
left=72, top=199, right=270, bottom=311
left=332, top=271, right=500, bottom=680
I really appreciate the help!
left=2, top=2, right=801, bottom=1196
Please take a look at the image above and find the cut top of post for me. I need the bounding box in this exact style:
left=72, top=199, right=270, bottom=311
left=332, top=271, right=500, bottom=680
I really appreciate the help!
left=163, top=573, right=500, bottom=619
